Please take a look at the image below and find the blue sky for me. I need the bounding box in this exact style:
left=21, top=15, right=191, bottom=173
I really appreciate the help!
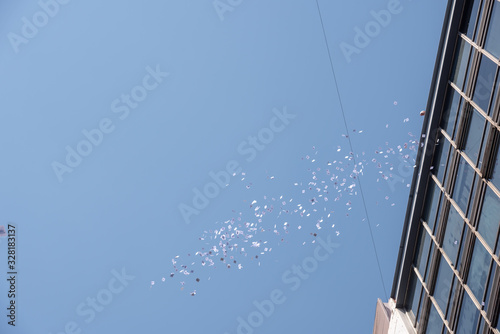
left=0, top=0, right=447, bottom=333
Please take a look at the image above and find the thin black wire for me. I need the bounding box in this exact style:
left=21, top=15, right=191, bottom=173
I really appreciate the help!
left=314, top=0, right=388, bottom=300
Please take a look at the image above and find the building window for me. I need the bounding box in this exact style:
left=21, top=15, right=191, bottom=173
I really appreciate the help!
left=406, top=270, right=424, bottom=325
left=426, top=243, right=436, bottom=283
left=422, top=180, right=443, bottom=232
left=432, top=133, right=452, bottom=186
left=425, top=302, right=444, bottom=334
left=497, top=233, right=500, bottom=257
left=461, top=0, right=483, bottom=40
left=464, top=108, right=486, bottom=168
left=433, top=254, right=454, bottom=314
left=442, top=205, right=466, bottom=268
left=485, top=0, right=500, bottom=59
left=441, top=87, right=462, bottom=137
left=472, top=54, right=498, bottom=115
left=451, top=38, right=472, bottom=92
left=491, top=138, right=500, bottom=191
left=452, top=156, right=475, bottom=213
left=476, top=185, right=500, bottom=251
left=467, top=239, right=491, bottom=304
left=415, top=225, right=432, bottom=277
left=455, top=290, right=480, bottom=334
left=482, top=262, right=498, bottom=316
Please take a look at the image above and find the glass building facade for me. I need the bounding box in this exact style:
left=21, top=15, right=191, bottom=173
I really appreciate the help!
left=391, top=0, right=500, bottom=333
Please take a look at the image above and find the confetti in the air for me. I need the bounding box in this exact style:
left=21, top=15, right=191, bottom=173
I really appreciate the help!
left=153, top=120, right=420, bottom=295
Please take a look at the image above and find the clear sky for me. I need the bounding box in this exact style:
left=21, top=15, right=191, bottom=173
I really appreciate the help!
left=0, top=0, right=448, bottom=333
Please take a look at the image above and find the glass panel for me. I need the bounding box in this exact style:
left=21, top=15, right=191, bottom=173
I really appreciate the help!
left=467, top=174, right=478, bottom=219
left=434, top=255, right=454, bottom=313
left=483, top=263, right=498, bottom=315
left=464, top=108, right=486, bottom=167
left=464, top=49, right=475, bottom=93
left=451, top=38, right=472, bottom=91
left=453, top=157, right=475, bottom=213
left=461, top=0, right=481, bottom=39
left=485, top=0, right=500, bottom=59
left=477, top=186, right=500, bottom=251
left=426, top=243, right=435, bottom=282
left=455, top=291, right=480, bottom=334
left=432, top=134, right=451, bottom=185
left=473, top=54, right=497, bottom=113
left=423, top=180, right=442, bottom=232
left=446, top=276, right=457, bottom=321
left=453, top=107, right=464, bottom=143
left=491, top=140, right=500, bottom=191
left=477, top=317, right=485, bottom=334
left=457, top=224, right=469, bottom=272
left=441, top=87, right=462, bottom=136
left=443, top=205, right=465, bottom=267
left=497, top=233, right=500, bottom=256
left=415, top=225, right=432, bottom=275
left=407, top=270, right=423, bottom=321
left=426, top=302, right=444, bottom=334
left=417, top=285, right=427, bottom=328
left=474, top=2, right=485, bottom=45
left=468, top=240, right=491, bottom=304
left=489, top=79, right=499, bottom=116
left=434, top=196, right=445, bottom=235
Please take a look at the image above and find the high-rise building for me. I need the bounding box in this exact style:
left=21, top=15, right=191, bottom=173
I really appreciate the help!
left=374, top=0, right=500, bottom=333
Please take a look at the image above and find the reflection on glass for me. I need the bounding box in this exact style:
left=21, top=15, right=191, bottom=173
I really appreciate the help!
left=425, top=303, right=443, bottom=334
left=433, top=255, right=453, bottom=314
left=446, top=276, right=456, bottom=321
left=485, top=0, right=500, bottom=58
left=415, top=225, right=431, bottom=276
left=417, top=288, right=426, bottom=327
left=432, top=134, right=451, bottom=185
left=457, top=224, right=469, bottom=272
left=477, top=317, right=485, bottom=334
left=441, top=87, right=461, bottom=136
left=467, top=174, right=478, bottom=219
left=407, top=270, right=423, bottom=321
left=497, top=235, right=500, bottom=257
left=434, top=196, right=444, bottom=236
left=451, top=38, right=472, bottom=91
left=425, top=243, right=435, bottom=282
left=477, top=186, right=500, bottom=250
left=491, top=142, right=500, bottom=191
left=453, top=157, right=474, bottom=213
left=455, top=292, right=480, bottom=334
left=489, top=82, right=499, bottom=116
left=468, top=240, right=491, bottom=303
left=473, top=54, right=497, bottom=113
left=460, top=0, right=481, bottom=39
left=422, top=180, right=441, bottom=231
left=464, top=109, right=485, bottom=167
left=442, top=205, right=464, bottom=267
left=483, top=263, right=497, bottom=315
